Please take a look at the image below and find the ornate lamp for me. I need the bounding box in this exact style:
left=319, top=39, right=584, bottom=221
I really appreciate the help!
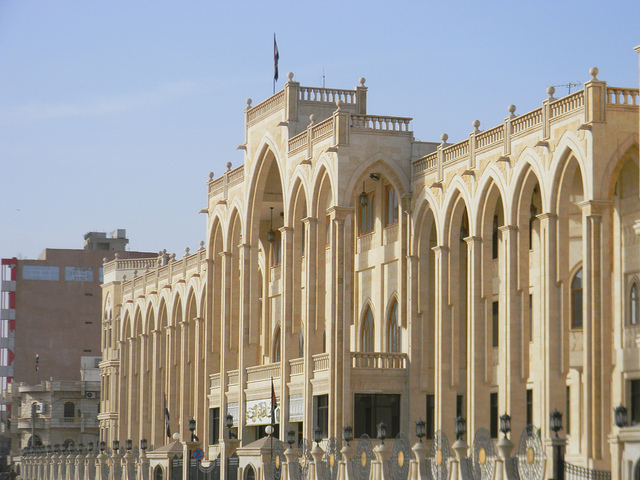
left=500, top=413, right=511, bottom=438
left=88, top=443, right=94, bottom=453
left=189, top=418, right=197, bottom=441
left=267, top=207, right=276, bottom=243
left=415, top=419, right=426, bottom=442
left=359, top=182, right=369, bottom=208
left=377, top=422, right=387, bottom=444
left=99, top=441, right=105, bottom=453
left=54, top=444, right=60, bottom=454
left=125, top=439, right=132, bottom=451
left=112, top=440, right=119, bottom=452
left=78, top=443, right=84, bottom=454
left=225, top=413, right=233, bottom=430
left=550, top=409, right=563, bottom=438
left=343, top=425, right=353, bottom=446
left=614, top=404, right=628, bottom=428
left=47, top=445, right=52, bottom=454
left=140, top=438, right=148, bottom=451
left=313, top=428, right=322, bottom=445
left=286, top=429, right=296, bottom=447
left=454, top=416, right=466, bottom=440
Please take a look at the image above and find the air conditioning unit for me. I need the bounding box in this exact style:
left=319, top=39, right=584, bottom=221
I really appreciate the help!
left=35, top=403, right=45, bottom=414
left=85, top=392, right=97, bottom=399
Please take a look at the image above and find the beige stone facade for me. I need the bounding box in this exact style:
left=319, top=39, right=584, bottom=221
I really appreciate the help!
left=100, top=63, right=640, bottom=479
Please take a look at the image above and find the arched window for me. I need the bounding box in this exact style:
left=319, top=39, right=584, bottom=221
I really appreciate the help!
left=273, top=327, right=281, bottom=363
left=385, top=187, right=399, bottom=226
left=359, top=193, right=375, bottom=235
left=245, top=464, right=256, bottom=480
left=631, top=282, right=640, bottom=326
left=361, top=308, right=374, bottom=352
left=154, top=465, right=164, bottom=480
left=387, top=301, right=400, bottom=352
left=571, top=268, right=583, bottom=329
left=64, top=401, right=75, bottom=418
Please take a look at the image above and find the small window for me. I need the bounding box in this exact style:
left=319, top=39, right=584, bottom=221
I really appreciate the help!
left=632, top=379, right=640, bottom=425
left=492, top=215, right=499, bottom=259
left=490, top=393, right=498, bottom=438
left=387, top=301, right=400, bottom=353
left=244, top=465, right=256, bottom=480
left=354, top=394, right=400, bottom=438
left=64, top=402, right=75, bottom=418
left=298, top=330, right=304, bottom=358
left=631, top=282, right=639, bottom=326
left=385, top=187, right=399, bottom=226
left=273, top=327, right=281, bottom=363
left=272, top=230, right=282, bottom=266
left=426, top=394, right=435, bottom=439
left=361, top=308, right=374, bottom=352
left=571, top=268, right=583, bottom=329
left=529, top=294, right=533, bottom=342
left=492, top=301, right=499, bottom=348
left=526, top=389, right=533, bottom=425
left=209, top=407, right=219, bottom=445
left=325, top=215, right=331, bottom=247
left=456, top=395, right=464, bottom=419
left=359, top=193, right=375, bottom=235
left=154, top=465, right=164, bottom=480
left=566, top=386, right=571, bottom=435
left=313, top=394, right=329, bottom=439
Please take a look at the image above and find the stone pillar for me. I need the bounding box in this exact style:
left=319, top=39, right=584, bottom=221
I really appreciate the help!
left=150, top=329, right=162, bottom=446
left=302, top=217, right=318, bottom=440
left=328, top=206, right=353, bottom=437
left=237, top=242, right=252, bottom=452
left=538, top=213, right=565, bottom=467
left=432, top=246, right=456, bottom=436
left=280, top=227, right=295, bottom=434
left=372, top=442, right=392, bottom=480
left=340, top=443, right=355, bottom=480
left=464, top=236, right=486, bottom=436
left=284, top=444, right=298, bottom=480
left=138, top=332, right=148, bottom=444
left=410, top=440, right=428, bottom=480
left=498, top=225, right=526, bottom=434
left=310, top=442, right=325, bottom=480
left=219, top=251, right=232, bottom=446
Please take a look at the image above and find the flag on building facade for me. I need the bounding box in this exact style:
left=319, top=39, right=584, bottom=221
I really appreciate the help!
left=35, top=353, right=39, bottom=371
left=271, top=377, right=277, bottom=425
left=274, top=34, right=279, bottom=83
left=164, top=395, right=171, bottom=438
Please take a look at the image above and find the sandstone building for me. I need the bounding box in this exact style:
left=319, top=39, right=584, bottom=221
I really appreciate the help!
left=99, top=61, right=640, bottom=479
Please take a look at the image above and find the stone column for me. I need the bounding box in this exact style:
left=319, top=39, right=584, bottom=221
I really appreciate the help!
left=537, top=213, right=565, bottom=472
left=302, top=217, right=318, bottom=440
left=498, top=225, right=526, bottom=434
left=432, top=245, right=456, bottom=436
left=280, top=227, right=295, bottom=434
left=218, top=250, right=233, bottom=480
left=138, top=332, right=148, bottom=444
left=150, top=328, right=162, bottom=446
left=464, top=236, right=486, bottom=436
left=237, top=243, right=252, bottom=452
left=328, top=206, right=353, bottom=437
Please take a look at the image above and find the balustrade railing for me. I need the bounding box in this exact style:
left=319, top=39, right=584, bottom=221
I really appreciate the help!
left=351, top=114, right=412, bottom=132
left=565, top=462, right=611, bottom=480
left=246, top=90, right=285, bottom=124
left=290, top=358, right=304, bottom=375
left=383, top=224, right=399, bottom=245
left=351, top=352, right=407, bottom=369
left=357, top=232, right=375, bottom=253
left=246, top=363, right=280, bottom=383
left=313, top=353, right=330, bottom=371
left=299, top=86, right=356, bottom=104
left=606, top=87, right=639, bottom=105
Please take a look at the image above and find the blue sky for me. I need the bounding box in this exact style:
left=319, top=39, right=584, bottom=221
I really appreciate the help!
left=1, top=1, right=638, bottom=259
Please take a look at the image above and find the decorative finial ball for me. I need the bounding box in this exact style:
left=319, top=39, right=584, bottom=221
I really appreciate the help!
left=287, top=72, right=294, bottom=81
left=589, top=67, right=599, bottom=79
left=103, top=257, right=107, bottom=264
left=246, top=98, right=252, bottom=107
left=226, top=161, right=232, bottom=171
left=546, top=86, right=555, bottom=96
left=359, top=77, right=366, bottom=86
left=172, top=433, right=180, bottom=441
left=336, top=100, right=343, bottom=108
left=472, top=120, right=481, bottom=129
left=185, top=247, right=190, bottom=255
left=199, top=241, right=205, bottom=248
left=508, top=104, right=517, bottom=114
left=441, top=133, right=448, bottom=143
left=208, top=172, right=214, bottom=180
left=309, top=114, right=315, bottom=124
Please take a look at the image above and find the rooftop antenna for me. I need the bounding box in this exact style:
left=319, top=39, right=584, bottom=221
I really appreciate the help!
left=551, top=82, right=582, bottom=95
left=321, top=68, right=326, bottom=88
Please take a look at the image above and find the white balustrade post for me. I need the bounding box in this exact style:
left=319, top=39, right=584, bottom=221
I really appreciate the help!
left=283, top=445, right=297, bottom=480
left=94, top=449, right=108, bottom=480
left=310, top=442, right=324, bottom=480
left=410, top=440, right=427, bottom=480
left=136, top=448, right=148, bottom=480
left=122, top=448, right=134, bottom=480
left=339, top=443, right=354, bottom=480
left=452, top=439, right=472, bottom=480
left=496, top=436, right=517, bottom=480
left=372, top=442, right=392, bottom=480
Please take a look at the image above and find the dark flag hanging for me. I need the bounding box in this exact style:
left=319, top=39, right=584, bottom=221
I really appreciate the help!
left=274, top=34, right=279, bottom=83
left=164, top=395, right=171, bottom=439
left=35, top=353, right=39, bottom=372
left=271, top=377, right=277, bottom=426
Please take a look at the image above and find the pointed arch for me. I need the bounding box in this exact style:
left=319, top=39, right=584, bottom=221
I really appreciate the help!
left=360, top=303, right=375, bottom=352
left=386, top=297, right=401, bottom=353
